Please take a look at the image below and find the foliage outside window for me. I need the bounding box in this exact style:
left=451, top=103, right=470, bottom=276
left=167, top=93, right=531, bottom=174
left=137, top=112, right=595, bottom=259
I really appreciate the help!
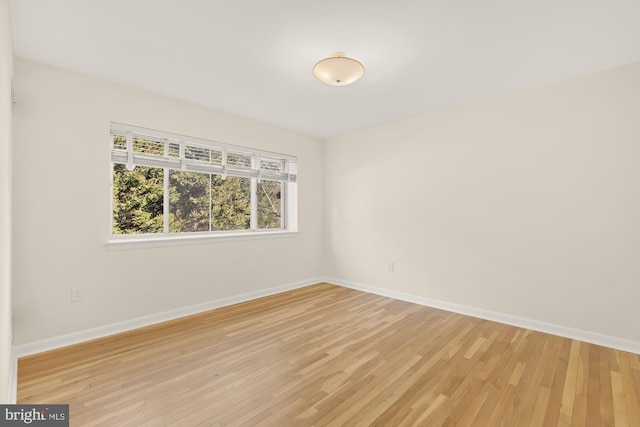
left=110, top=123, right=296, bottom=240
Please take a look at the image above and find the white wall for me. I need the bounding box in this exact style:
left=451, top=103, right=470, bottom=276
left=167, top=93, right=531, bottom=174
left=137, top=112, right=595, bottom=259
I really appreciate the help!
left=12, top=58, right=324, bottom=345
left=0, top=0, right=13, bottom=403
left=325, top=61, right=640, bottom=344
left=10, top=53, right=640, bottom=353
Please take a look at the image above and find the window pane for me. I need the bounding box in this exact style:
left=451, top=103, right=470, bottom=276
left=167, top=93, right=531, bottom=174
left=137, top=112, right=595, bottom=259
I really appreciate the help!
left=168, top=142, right=180, bottom=157
left=110, top=124, right=297, bottom=240
left=169, top=171, right=211, bottom=233
left=257, top=180, right=282, bottom=229
left=112, top=164, right=164, bottom=234
left=113, top=134, right=126, bottom=150
left=211, top=150, right=223, bottom=165
left=184, top=145, right=211, bottom=163
left=133, top=137, right=165, bottom=156
left=211, top=175, right=250, bottom=231
left=260, top=158, right=284, bottom=173
left=227, top=152, right=252, bottom=169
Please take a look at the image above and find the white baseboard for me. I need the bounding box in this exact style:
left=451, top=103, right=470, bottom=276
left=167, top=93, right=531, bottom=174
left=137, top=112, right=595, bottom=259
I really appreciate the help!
left=323, top=277, right=640, bottom=355
left=13, top=277, right=323, bottom=359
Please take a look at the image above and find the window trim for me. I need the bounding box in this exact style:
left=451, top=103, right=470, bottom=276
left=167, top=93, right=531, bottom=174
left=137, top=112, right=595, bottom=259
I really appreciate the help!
left=108, top=123, right=298, bottom=246
left=105, top=229, right=300, bottom=251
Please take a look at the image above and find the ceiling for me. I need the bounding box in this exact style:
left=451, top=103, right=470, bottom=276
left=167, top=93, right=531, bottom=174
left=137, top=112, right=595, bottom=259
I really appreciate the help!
left=10, top=0, right=640, bottom=140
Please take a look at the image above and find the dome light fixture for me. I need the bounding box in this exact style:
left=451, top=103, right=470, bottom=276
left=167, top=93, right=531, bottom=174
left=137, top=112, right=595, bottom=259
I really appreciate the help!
left=313, top=52, right=364, bottom=86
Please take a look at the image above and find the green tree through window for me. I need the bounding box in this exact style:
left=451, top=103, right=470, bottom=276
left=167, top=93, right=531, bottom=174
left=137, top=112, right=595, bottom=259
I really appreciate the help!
left=211, top=175, right=251, bottom=231
left=169, top=171, right=211, bottom=233
left=112, top=165, right=164, bottom=234
left=110, top=124, right=296, bottom=238
left=257, top=180, right=282, bottom=229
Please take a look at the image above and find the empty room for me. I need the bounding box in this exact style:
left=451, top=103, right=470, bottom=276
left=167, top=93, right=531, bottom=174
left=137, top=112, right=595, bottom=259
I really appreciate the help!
left=2, top=0, right=640, bottom=425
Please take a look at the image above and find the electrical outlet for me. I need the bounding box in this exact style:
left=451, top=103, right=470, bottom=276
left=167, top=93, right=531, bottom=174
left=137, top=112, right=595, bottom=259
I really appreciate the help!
left=71, top=287, right=83, bottom=303
left=388, top=261, right=395, bottom=272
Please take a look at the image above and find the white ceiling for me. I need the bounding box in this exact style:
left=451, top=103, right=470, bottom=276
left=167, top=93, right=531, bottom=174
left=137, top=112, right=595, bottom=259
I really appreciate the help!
left=10, top=0, right=640, bottom=139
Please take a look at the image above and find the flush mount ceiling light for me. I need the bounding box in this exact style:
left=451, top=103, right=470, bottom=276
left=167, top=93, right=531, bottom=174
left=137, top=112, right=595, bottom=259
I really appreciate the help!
left=313, top=52, right=365, bottom=86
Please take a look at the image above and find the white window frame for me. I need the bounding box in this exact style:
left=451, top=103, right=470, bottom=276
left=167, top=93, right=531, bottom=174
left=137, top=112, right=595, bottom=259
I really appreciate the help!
left=107, top=123, right=298, bottom=250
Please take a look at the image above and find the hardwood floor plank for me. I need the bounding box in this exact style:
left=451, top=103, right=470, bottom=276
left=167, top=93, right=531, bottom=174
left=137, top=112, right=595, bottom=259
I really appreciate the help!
left=543, top=337, right=573, bottom=426
left=619, top=351, right=640, bottom=424
left=528, top=386, right=552, bottom=427
left=17, top=283, right=640, bottom=426
left=585, top=344, right=601, bottom=427
left=559, top=339, right=582, bottom=426
left=611, top=370, right=630, bottom=427
left=571, top=342, right=589, bottom=427
left=599, top=346, right=616, bottom=427
left=506, top=333, right=550, bottom=426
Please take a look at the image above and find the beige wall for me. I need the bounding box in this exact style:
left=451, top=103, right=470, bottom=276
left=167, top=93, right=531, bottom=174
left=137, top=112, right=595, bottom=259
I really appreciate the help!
left=324, top=61, right=640, bottom=344
left=11, top=58, right=324, bottom=345
left=0, top=0, right=13, bottom=403
left=9, top=49, right=640, bottom=354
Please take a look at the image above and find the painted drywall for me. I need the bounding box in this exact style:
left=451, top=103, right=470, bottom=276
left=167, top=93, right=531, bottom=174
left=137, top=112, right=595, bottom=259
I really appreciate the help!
left=0, top=0, right=13, bottom=403
left=324, top=61, right=640, bottom=344
left=10, top=53, right=640, bottom=354
left=11, top=58, right=324, bottom=345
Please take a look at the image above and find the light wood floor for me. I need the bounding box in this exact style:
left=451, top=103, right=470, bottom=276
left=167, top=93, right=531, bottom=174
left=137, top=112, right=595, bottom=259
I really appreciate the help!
left=18, top=283, right=640, bottom=426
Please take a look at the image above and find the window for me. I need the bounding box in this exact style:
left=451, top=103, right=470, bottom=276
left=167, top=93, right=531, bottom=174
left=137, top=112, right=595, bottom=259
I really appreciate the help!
left=110, top=123, right=297, bottom=243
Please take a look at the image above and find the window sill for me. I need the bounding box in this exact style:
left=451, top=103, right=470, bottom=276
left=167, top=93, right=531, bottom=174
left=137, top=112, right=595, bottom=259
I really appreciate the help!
left=105, top=230, right=299, bottom=251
